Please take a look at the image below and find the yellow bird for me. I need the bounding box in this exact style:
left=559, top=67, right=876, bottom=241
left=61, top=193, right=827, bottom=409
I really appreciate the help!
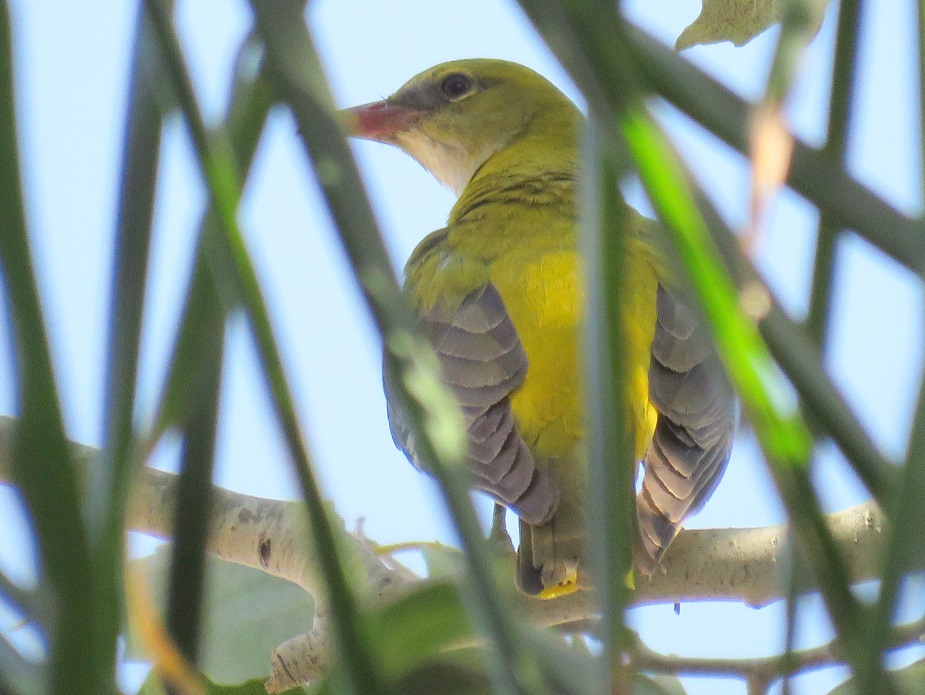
left=343, top=59, right=735, bottom=597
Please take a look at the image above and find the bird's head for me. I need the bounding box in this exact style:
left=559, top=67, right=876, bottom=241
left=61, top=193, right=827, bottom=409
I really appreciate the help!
left=340, top=59, right=580, bottom=195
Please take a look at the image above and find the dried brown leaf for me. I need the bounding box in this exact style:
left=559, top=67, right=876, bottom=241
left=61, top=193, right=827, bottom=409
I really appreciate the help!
left=745, top=104, right=794, bottom=255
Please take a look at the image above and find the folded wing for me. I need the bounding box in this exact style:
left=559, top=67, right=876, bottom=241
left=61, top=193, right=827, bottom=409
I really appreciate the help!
left=637, top=284, right=737, bottom=572
left=385, top=282, right=560, bottom=525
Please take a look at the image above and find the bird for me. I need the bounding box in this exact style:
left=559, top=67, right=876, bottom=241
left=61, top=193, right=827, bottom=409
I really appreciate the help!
left=341, top=59, right=736, bottom=598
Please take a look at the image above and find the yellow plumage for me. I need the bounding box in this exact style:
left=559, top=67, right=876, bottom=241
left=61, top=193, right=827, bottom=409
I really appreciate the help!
left=343, top=58, right=735, bottom=597
left=413, top=214, right=660, bottom=463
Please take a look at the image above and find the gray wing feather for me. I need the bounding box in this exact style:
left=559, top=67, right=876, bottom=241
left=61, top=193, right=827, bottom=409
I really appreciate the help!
left=386, top=283, right=560, bottom=526
left=637, top=284, right=736, bottom=572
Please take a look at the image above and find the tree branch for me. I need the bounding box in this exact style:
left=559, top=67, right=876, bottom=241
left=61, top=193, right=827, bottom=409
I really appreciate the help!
left=630, top=614, right=925, bottom=694
left=0, top=415, right=914, bottom=690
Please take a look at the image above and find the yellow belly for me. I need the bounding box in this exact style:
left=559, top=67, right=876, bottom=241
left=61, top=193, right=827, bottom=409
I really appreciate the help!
left=406, top=223, right=661, bottom=466
left=490, top=244, right=658, bottom=462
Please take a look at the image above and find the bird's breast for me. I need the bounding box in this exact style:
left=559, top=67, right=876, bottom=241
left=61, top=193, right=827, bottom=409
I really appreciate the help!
left=490, top=239, right=659, bottom=463
left=406, top=208, right=659, bottom=466
left=490, top=247, right=585, bottom=458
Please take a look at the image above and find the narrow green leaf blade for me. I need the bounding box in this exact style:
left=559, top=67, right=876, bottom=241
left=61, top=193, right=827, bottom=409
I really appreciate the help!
left=0, top=2, right=96, bottom=691
left=619, top=111, right=812, bottom=465
left=249, top=3, right=552, bottom=693
left=580, top=117, right=635, bottom=691
left=626, top=27, right=925, bottom=279
left=89, top=6, right=166, bottom=681
left=144, top=3, right=386, bottom=694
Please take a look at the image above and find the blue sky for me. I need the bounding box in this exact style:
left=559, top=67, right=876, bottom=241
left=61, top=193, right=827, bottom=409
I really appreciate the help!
left=1, top=1, right=924, bottom=694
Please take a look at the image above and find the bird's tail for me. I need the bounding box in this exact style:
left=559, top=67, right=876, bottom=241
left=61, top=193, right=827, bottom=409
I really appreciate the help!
left=517, top=287, right=736, bottom=592
left=516, top=452, right=586, bottom=598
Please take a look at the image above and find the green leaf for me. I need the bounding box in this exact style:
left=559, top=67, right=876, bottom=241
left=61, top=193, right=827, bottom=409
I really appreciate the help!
left=619, top=111, right=812, bottom=465
left=312, top=581, right=483, bottom=694
left=89, top=5, right=165, bottom=685
left=144, top=3, right=383, bottom=694
left=864, top=373, right=925, bottom=686
left=619, top=109, right=869, bottom=676
left=338, top=578, right=686, bottom=695
left=626, top=27, right=925, bottom=279
left=893, top=659, right=925, bottom=694
left=827, top=658, right=925, bottom=694
left=138, top=673, right=305, bottom=694
left=514, top=0, right=870, bottom=683
left=640, top=673, right=688, bottom=695
left=125, top=547, right=314, bottom=685
left=420, top=544, right=464, bottom=580
left=675, top=0, right=828, bottom=51
left=676, top=0, right=781, bottom=49
left=764, top=0, right=830, bottom=104
left=693, top=177, right=895, bottom=507
left=806, top=0, right=862, bottom=345
left=250, top=3, right=547, bottom=694
left=525, top=630, right=598, bottom=695
left=394, top=661, right=493, bottom=695
left=163, top=314, right=225, bottom=664
left=580, top=118, right=636, bottom=686
left=526, top=628, right=683, bottom=695
left=372, top=581, right=472, bottom=676
left=154, top=35, right=275, bottom=437
left=0, top=2, right=96, bottom=691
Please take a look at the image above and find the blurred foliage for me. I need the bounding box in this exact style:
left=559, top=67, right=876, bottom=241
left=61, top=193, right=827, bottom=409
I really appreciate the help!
left=0, top=0, right=923, bottom=694
left=125, top=549, right=315, bottom=686
left=828, top=659, right=925, bottom=695
left=138, top=675, right=305, bottom=695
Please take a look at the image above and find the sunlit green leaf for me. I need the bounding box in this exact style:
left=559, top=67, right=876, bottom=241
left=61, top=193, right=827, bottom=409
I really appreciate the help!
left=619, top=111, right=812, bottom=465
left=626, top=27, right=925, bottom=279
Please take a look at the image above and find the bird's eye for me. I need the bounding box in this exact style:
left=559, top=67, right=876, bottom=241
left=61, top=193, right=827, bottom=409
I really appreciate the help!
left=440, top=73, right=473, bottom=100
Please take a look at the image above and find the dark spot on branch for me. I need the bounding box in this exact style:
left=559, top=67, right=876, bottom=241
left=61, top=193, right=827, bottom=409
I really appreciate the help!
left=259, top=537, right=272, bottom=568
left=276, top=652, right=295, bottom=682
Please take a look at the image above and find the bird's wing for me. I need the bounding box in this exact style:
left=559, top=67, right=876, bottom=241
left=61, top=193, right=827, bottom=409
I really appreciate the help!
left=385, top=282, right=560, bottom=525
left=636, top=284, right=737, bottom=572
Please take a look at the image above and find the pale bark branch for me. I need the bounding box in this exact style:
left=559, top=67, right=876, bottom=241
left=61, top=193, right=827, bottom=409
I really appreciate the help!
left=0, top=415, right=915, bottom=691
left=630, top=614, right=925, bottom=693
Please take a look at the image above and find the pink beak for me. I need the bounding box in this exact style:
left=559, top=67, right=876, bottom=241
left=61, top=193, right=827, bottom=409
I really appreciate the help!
left=339, top=100, right=423, bottom=142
